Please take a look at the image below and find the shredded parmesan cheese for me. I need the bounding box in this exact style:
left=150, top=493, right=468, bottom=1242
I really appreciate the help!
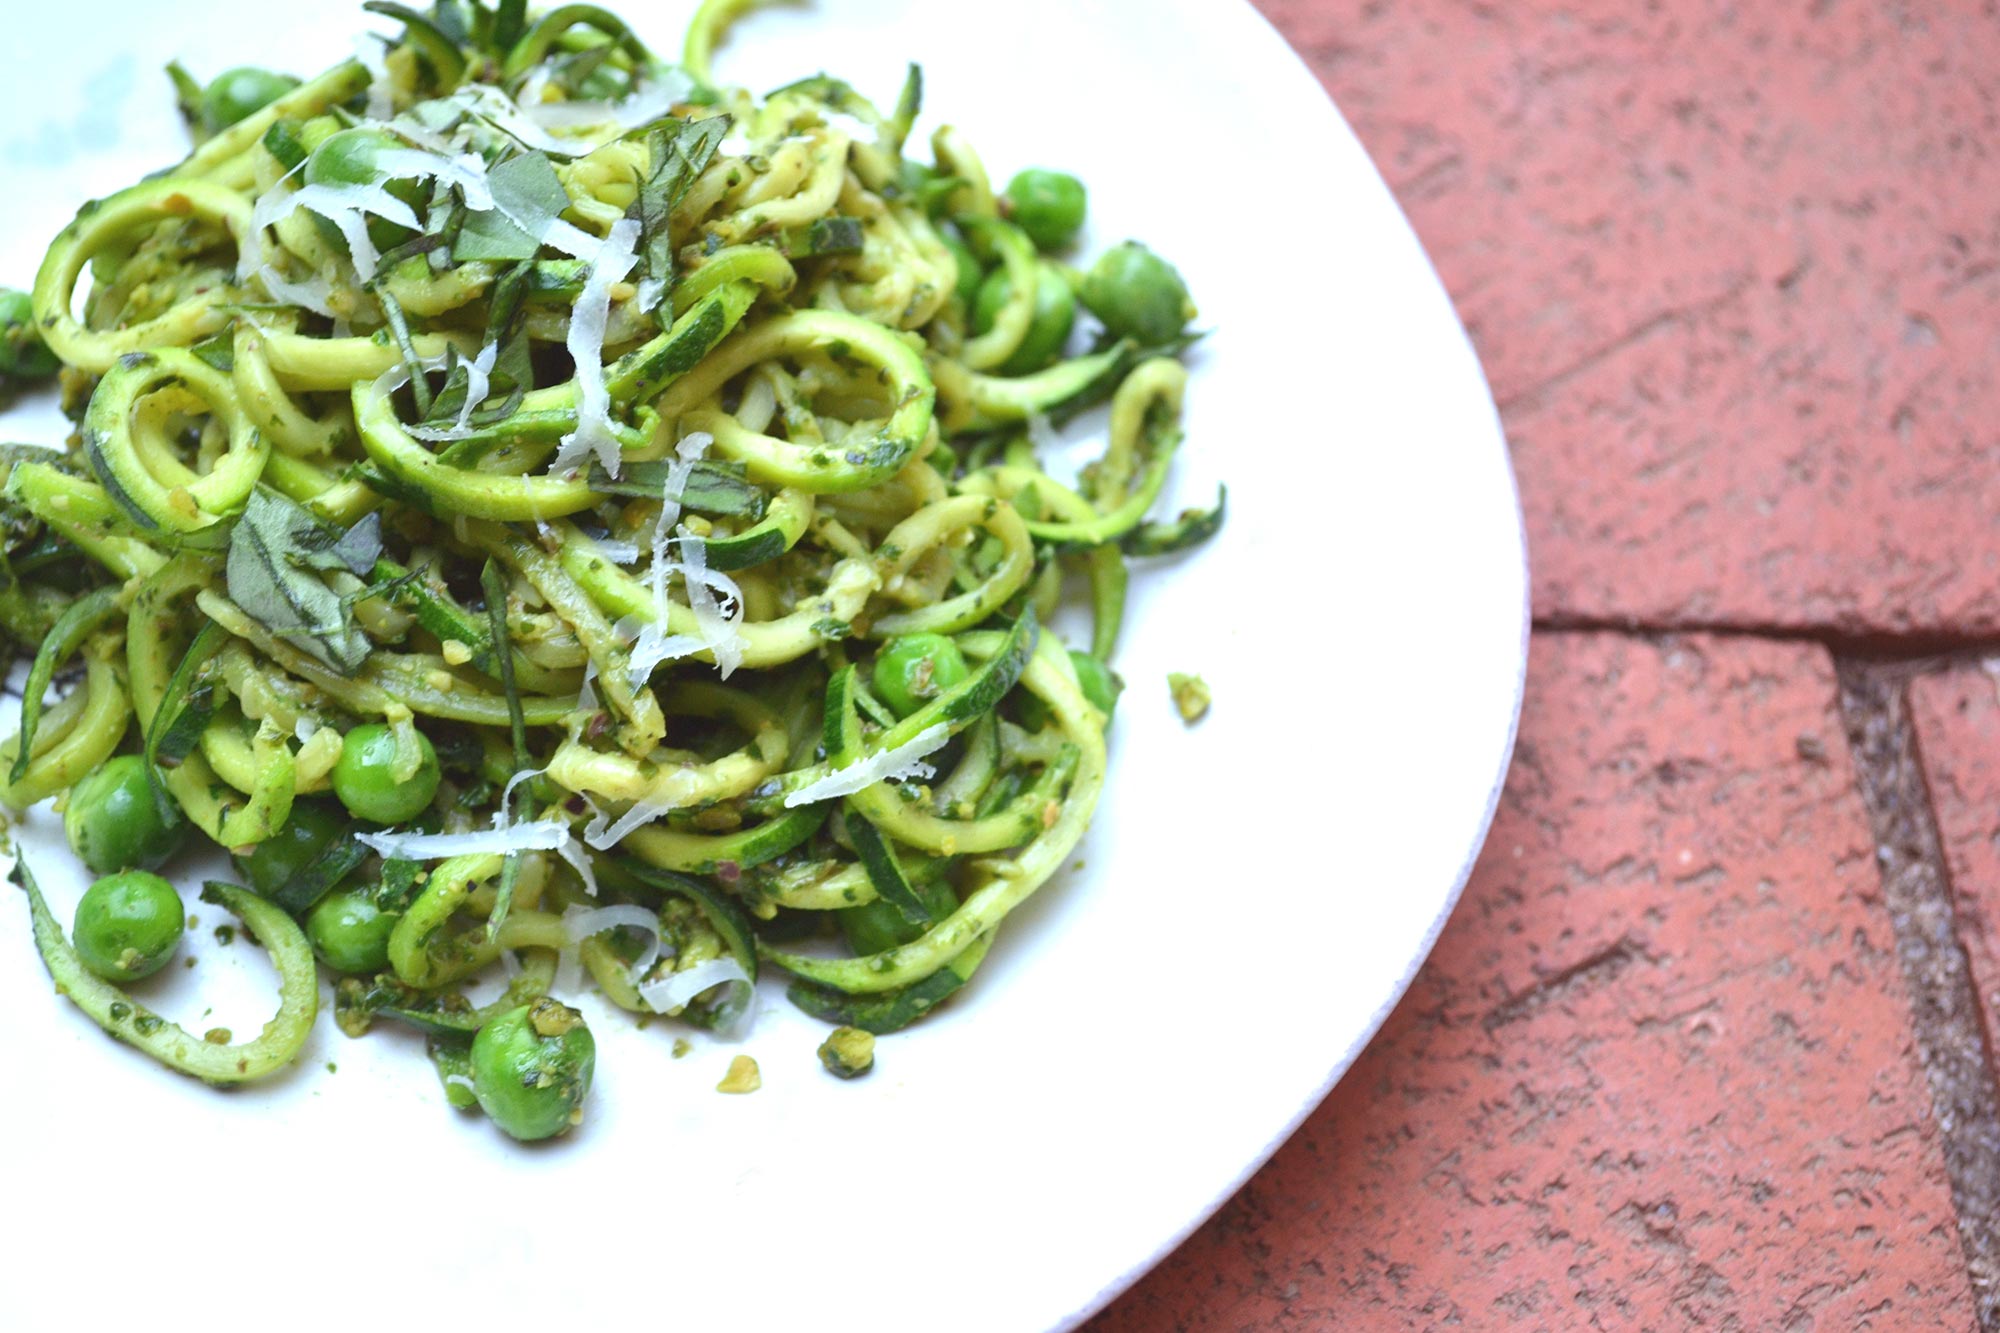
left=592, top=536, right=642, bottom=566
left=352, top=32, right=395, bottom=121
left=783, top=724, right=952, bottom=807
left=543, top=221, right=637, bottom=476
left=627, top=431, right=716, bottom=684
left=356, top=819, right=570, bottom=860
left=252, top=267, right=337, bottom=318
left=517, top=72, right=691, bottom=136
left=372, top=147, right=495, bottom=210
left=676, top=531, right=746, bottom=678
left=562, top=904, right=663, bottom=979
left=641, top=956, right=751, bottom=1018
left=581, top=798, right=678, bottom=850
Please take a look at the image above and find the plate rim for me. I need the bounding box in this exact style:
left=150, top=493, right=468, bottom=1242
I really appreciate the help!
left=1056, top=4, right=1532, bottom=1325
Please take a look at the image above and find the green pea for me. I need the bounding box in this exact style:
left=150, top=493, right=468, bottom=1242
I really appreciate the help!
left=1002, top=168, right=1087, bottom=252
left=234, top=799, right=347, bottom=898
left=304, top=127, right=401, bottom=188
left=304, top=128, right=422, bottom=252
left=839, top=877, right=957, bottom=957
left=942, top=230, right=984, bottom=309
left=200, top=67, right=300, bottom=134
left=972, top=264, right=1076, bottom=376
left=0, top=288, right=58, bottom=379
left=63, top=755, right=184, bottom=875
left=1080, top=242, right=1196, bottom=346
left=1068, top=650, right=1123, bottom=718
left=73, top=871, right=184, bottom=982
left=471, top=999, right=597, bottom=1141
left=872, top=634, right=971, bottom=720
left=332, top=724, right=441, bottom=825
left=306, top=889, right=399, bottom=974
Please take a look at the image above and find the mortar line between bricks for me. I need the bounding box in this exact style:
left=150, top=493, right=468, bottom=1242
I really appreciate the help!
left=1835, top=662, right=2000, bottom=1330
left=1532, top=615, right=2000, bottom=666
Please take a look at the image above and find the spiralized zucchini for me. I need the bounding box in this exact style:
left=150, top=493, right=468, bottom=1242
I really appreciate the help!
left=0, top=0, right=1219, bottom=1123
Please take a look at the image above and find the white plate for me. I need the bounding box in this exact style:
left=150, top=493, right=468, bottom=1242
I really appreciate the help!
left=0, top=4, right=1525, bottom=1329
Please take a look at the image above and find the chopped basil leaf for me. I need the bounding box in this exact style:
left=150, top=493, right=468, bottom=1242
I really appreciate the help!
left=586, top=458, right=765, bottom=517
left=454, top=151, right=569, bottom=262
left=628, top=116, right=730, bottom=296
left=189, top=331, right=235, bottom=373
left=780, top=216, right=864, bottom=258
left=225, top=491, right=384, bottom=672
left=374, top=285, right=432, bottom=415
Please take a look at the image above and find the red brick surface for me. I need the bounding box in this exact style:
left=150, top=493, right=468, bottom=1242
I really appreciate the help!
left=1268, top=0, right=2000, bottom=635
left=1096, top=635, right=1974, bottom=1329
left=1910, top=667, right=2000, bottom=1058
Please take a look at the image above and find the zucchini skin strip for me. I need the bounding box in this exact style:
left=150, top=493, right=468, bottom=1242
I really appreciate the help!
left=15, top=860, right=318, bottom=1085
left=622, top=804, right=826, bottom=876
left=653, top=309, right=936, bottom=494
left=546, top=689, right=787, bottom=807
left=558, top=528, right=881, bottom=671
left=128, top=559, right=261, bottom=844
left=389, top=854, right=573, bottom=988
left=474, top=521, right=664, bottom=751
left=349, top=284, right=756, bottom=520
left=0, top=639, right=132, bottom=809
left=865, top=494, right=1035, bottom=637
left=763, top=633, right=1104, bottom=994
left=196, top=590, right=581, bottom=728
left=5, top=461, right=165, bottom=581
left=760, top=607, right=1039, bottom=809
left=33, top=180, right=252, bottom=374
left=7, top=586, right=122, bottom=785
left=787, top=933, right=994, bottom=1034
left=83, top=348, right=270, bottom=548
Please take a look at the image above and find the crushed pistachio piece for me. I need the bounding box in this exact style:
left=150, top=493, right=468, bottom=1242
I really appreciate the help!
left=717, top=1053, right=761, bottom=1094
left=817, top=1026, right=875, bottom=1079
left=1167, top=672, right=1211, bottom=724
left=528, top=996, right=584, bottom=1038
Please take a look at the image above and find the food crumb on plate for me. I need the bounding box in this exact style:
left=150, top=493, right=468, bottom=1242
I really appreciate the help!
left=1168, top=672, right=1211, bottom=724
left=818, top=1026, right=875, bottom=1079
left=717, top=1054, right=761, bottom=1094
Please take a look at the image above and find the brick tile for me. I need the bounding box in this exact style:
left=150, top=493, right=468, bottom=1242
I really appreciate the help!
left=1256, top=0, right=2000, bottom=634
left=1909, top=666, right=2000, bottom=1056
left=1095, top=634, right=1972, bottom=1330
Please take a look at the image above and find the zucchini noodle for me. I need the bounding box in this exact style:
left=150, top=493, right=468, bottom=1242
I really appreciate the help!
left=0, top=0, right=1221, bottom=1121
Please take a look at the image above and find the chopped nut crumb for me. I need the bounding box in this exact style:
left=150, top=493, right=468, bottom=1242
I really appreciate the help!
left=1168, top=672, right=1211, bottom=724
left=717, top=1054, right=762, bottom=1094
left=818, top=1027, right=875, bottom=1079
